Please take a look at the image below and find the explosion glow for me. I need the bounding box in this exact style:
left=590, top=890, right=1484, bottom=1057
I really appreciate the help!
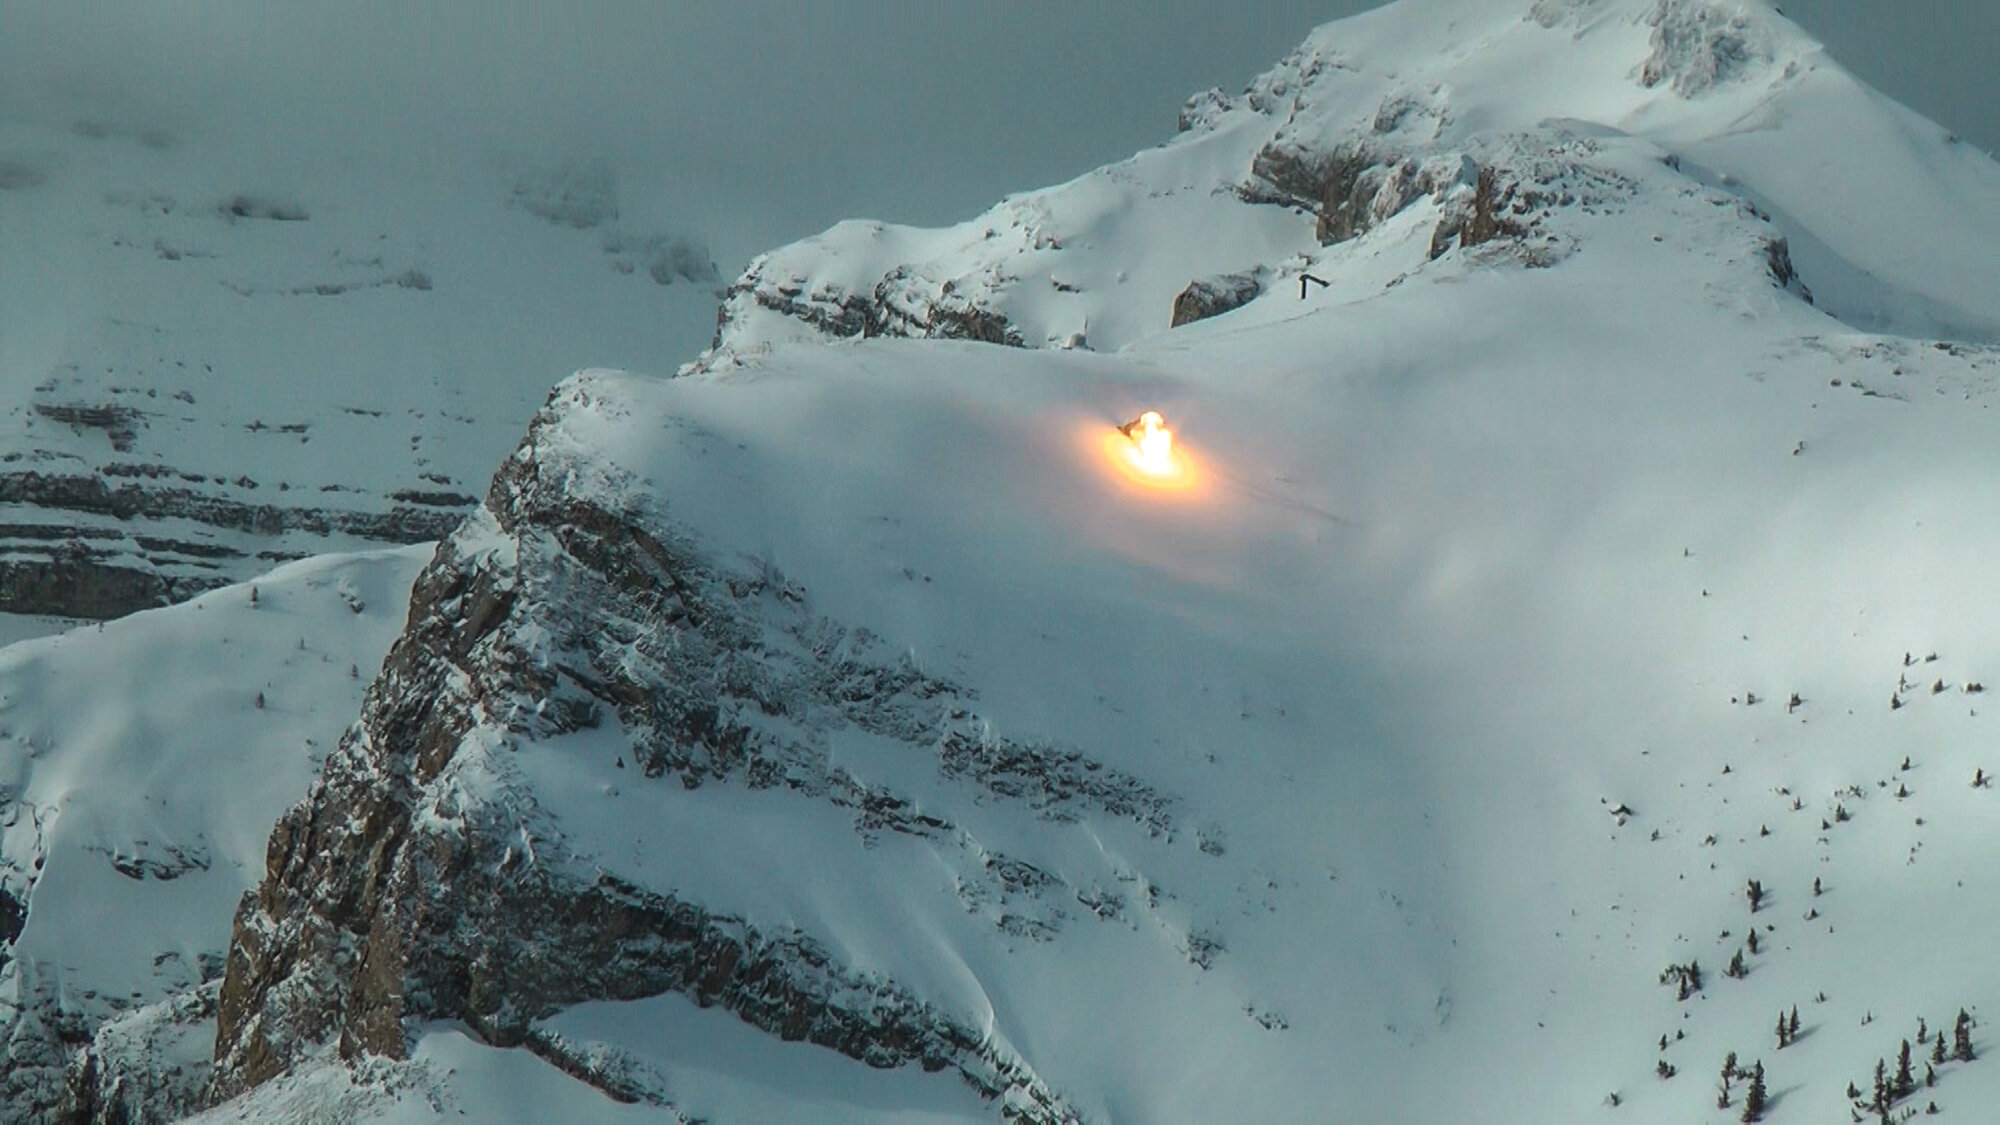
left=1124, top=411, right=1174, bottom=474
left=1100, top=410, right=1201, bottom=492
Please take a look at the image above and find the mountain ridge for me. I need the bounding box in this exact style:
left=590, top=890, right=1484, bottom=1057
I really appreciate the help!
left=7, top=1, right=2000, bottom=1121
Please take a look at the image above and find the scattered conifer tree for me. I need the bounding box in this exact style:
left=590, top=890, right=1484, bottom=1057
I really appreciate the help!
left=1932, top=1036, right=1948, bottom=1066
left=1790, top=1006, right=1801, bottom=1039
left=1954, top=1009, right=1975, bottom=1062
left=1747, top=879, right=1764, bottom=913
left=1896, top=1039, right=1916, bottom=1098
left=1661, top=960, right=1704, bottom=1000
left=1741, top=1060, right=1766, bottom=1122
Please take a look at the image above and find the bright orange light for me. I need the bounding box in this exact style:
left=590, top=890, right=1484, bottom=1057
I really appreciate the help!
left=1100, top=411, right=1201, bottom=493
left=1125, top=411, right=1174, bottom=475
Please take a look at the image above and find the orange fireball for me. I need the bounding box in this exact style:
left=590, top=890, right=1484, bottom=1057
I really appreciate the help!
left=1101, top=411, right=1200, bottom=492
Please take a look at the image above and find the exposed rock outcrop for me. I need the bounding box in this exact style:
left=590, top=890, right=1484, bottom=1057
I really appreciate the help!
left=1641, top=0, right=1773, bottom=96
left=728, top=263, right=1026, bottom=349
left=0, top=469, right=464, bottom=619
left=1244, top=139, right=1468, bottom=245
left=57, top=985, right=219, bottom=1125
left=1170, top=273, right=1263, bottom=328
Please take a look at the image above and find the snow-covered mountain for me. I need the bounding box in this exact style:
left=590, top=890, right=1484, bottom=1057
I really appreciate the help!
left=0, top=547, right=430, bottom=1118
left=0, top=110, right=720, bottom=622
left=10, top=0, right=2000, bottom=1121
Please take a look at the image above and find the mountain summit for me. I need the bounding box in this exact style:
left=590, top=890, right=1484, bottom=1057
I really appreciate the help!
left=9, top=1, right=2000, bottom=1121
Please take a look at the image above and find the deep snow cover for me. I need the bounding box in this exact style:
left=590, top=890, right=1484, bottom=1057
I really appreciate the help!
left=0, top=101, right=720, bottom=619
left=7, top=0, right=2000, bottom=1121
left=0, top=547, right=430, bottom=1116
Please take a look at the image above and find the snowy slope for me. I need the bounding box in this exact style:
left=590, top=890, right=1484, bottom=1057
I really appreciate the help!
left=20, top=0, right=2000, bottom=1122
left=0, top=105, right=718, bottom=619
left=0, top=546, right=430, bottom=1116
left=700, top=0, right=2000, bottom=367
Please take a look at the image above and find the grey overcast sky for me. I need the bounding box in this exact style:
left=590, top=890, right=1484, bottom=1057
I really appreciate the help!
left=2, top=1, right=1994, bottom=269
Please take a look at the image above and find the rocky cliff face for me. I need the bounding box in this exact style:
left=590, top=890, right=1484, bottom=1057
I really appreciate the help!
left=0, top=460, right=465, bottom=620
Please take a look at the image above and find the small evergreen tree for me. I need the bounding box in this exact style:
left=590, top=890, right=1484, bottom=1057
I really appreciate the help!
left=1896, top=1039, right=1916, bottom=1099
left=1747, top=928, right=1760, bottom=955
left=1955, top=1009, right=1975, bottom=1062
left=1741, top=1060, right=1767, bottom=1122
left=1789, top=1006, right=1801, bottom=1039
left=1747, top=879, right=1764, bottom=913
left=1776, top=1011, right=1790, bottom=1049
left=1873, top=1058, right=1889, bottom=1113
left=1932, top=1035, right=1948, bottom=1066
left=1726, top=949, right=1748, bottom=979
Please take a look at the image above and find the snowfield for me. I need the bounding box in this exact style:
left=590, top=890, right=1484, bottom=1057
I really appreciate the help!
left=7, top=0, right=2000, bottom=1121
left=0, top=547, right=431, bottom=1115
left=0, top=92, right=721, bottom=617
